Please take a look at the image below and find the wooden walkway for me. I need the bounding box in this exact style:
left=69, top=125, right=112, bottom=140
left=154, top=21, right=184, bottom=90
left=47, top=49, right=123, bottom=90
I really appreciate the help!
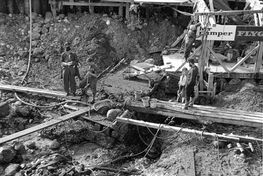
left=125, top=99, right=263, bottom=128
left=0, top=84, right=80, bottom=99
left=0, top=108, right=90, bottom=145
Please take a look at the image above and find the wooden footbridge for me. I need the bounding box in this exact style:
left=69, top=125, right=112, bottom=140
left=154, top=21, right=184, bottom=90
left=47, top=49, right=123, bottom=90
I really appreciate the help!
left=0, top=83, right=262, bottom=145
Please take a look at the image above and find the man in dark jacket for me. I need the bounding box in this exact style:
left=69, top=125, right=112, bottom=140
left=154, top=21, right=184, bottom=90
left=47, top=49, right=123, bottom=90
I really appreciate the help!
left=183, top=58, right=199, bottom=109
left=61, top=43, right=80, bottom=96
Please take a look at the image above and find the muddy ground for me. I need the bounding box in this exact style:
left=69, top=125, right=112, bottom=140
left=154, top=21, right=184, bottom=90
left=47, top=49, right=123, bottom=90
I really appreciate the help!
left=0, top=13, right=262, bottom=176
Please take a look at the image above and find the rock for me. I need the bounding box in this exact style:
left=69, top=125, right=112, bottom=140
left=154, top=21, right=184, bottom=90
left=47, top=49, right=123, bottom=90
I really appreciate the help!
left=33, top=47, right=44, bottom=56
left=0, top=145, right=16, bottom=163
left=14, top=172, right=23, bottom=176
left=72, top=37, right=81, bottom=46
left=0, top=166, right=4, bottom=175
left=14, top=106, right=31, bottom=117
left=13, top=143, right=26, bottom=155
left=25, top=141, right=36, bottom=150
left=31, top=12, right=38, bottom=20
left=4, top=164, right=20, bottom=176
left=106, top=109, right=122, bottom=121
left=17, top=50, right=27, bottom=57
left=31, top=32, right=41, bottom=40
left=13, top=101, right=22, bottom=106
left=229, top=78, right=241, bottom=85
left=34, top=58, right=40, bottom=62
left=58, top=14, right=65, bottom=19
left=212, top=140, right=227, bottom=149
left=45, top=12, right=53, bottom=23
left=31, top=41, right=38, bottom=47
left=144, top=58, right=155, bottom=65
left=49, top=139, right=60, bottom=150
left=0, top=101, right=10, bottom=118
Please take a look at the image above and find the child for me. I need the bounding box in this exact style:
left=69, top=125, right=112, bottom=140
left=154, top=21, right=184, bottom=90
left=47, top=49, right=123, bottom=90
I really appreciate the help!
left=177, top=67, right=188, bottom=103
left=79, top=68, right=98, bottom=103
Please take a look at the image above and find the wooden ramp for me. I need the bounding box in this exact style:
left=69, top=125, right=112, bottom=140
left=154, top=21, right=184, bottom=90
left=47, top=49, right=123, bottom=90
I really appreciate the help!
left=125, top=99, right=263, bottom=128
left=0, top=108, right=90, bottom=145
left=0, top=84, right=80, bottom=99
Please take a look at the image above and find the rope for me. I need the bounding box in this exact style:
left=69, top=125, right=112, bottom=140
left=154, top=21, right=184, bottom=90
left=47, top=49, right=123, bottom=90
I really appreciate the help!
left=144, top=124, right=161, bottom=158
left=21, top=0, right=32, bottom=84
left=14, top=93, right=90, bottom=108
left=172, top=8, right=193, bottom=16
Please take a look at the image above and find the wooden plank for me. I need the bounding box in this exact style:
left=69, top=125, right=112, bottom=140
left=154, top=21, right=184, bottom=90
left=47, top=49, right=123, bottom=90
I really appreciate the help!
left=116, top=117, right=263, bottom=142
left=126, top=103, right=262, bottom=128
left=101, top=0, right=132, bottom=2
left=254, top=43, right=263, bottom=73
left=230, top=45, right=260, bottom=72
left=125, top=101, right=263, bottom=128
left=62, top=1, right=126, bottom=7
left=208, top=47, right=230, bottom=72
left=82, top=114, right=113, bottom=128
left=195, top=9, right=263, bottom=16
left=154, top=99, right=263, bottom=119
left=0, top=84, right=81, bottom=99
left=0, top=108, right=90, bottom=144
left=170, top=29, right=187, bottom=48
left=63, top=104, right=113, bottom=128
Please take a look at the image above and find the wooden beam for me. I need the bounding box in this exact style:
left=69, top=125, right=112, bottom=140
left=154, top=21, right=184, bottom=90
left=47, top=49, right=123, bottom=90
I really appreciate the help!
left=208, top=47, right=230, bottom=72
left=0, top=84, right=80, bottom=99
left=116, top=117, right=263, bottom=142
left=62, top=1, right=126, bottom=7
left=170, top=30, right=187, bottom=48
left=119, top=3, right=124, bottom=16
left=0, top=108, right=90, bottom=144
left=230, top=45, right=259, bottom=72
left=254, top=42, right=263, bottom=73
left=125, top=3, right=130, bottom=20
left=101, top=0, right=132, bottom=2
left=195, top=9, right=263, bottom=16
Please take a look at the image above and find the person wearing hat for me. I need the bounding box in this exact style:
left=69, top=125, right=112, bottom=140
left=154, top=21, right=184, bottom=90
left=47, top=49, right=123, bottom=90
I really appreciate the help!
left=184, top=58, right=199, bottom=109
left=61, top=43, right=79, bottom=96
left=184, top=22, right=201, bottom=61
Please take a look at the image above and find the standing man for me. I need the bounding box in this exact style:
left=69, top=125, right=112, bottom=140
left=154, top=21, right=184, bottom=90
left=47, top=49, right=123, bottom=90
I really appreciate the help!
left=184, top=22, right=201, bottom=61
left=184, top=58, right=199, bottom=110
left=61, top=43, right=79, bottom=96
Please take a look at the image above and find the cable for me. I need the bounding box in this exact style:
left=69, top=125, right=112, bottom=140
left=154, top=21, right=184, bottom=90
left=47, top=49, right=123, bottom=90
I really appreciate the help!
left=14, top=92, right=90, bottom=108
left=144, top=124, right=161, bottom=158
left=21, top=0, right=32, bottom=84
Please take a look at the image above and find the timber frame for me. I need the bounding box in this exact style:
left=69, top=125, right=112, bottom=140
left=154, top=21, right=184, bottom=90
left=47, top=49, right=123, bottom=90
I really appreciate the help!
left=193, top=0, right=263, bottom=93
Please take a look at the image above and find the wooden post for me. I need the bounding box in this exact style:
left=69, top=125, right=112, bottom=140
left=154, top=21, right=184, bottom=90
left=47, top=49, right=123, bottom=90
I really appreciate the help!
left=119, top=3, right=123, bottom=17
left=207, top=73, right=214, bottom=93
left=254, top=42, right=263, bottom=73
left=89, top=0, right=94, bottom=14
left=49, top=0, right=57, bottom=17
left=125, top=3, right=130, bottom=20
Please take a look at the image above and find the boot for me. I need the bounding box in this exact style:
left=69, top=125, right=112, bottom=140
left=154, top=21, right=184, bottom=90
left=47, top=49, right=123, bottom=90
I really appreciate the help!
left=183, top=100, right=189, bottom=110
left=181, top=98, right=185, bottom=103
left=189, top=97, right=195, bottom=107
